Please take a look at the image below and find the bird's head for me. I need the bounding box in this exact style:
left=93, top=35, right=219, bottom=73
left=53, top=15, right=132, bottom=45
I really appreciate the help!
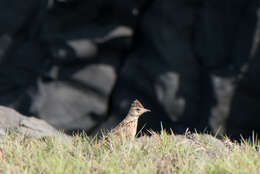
left=129, top=99, right=151, bottom=117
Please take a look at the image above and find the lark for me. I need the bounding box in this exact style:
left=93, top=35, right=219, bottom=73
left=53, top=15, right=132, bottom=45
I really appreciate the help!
left=104, top=99, right=150, bottom=141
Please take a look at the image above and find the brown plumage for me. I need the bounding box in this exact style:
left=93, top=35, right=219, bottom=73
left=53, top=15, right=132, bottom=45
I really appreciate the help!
left=104, top=99, right=150, bottom=141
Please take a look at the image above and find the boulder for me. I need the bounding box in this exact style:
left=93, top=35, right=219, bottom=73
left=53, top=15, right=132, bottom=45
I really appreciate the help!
left=0, top=105, right=65, bottom=138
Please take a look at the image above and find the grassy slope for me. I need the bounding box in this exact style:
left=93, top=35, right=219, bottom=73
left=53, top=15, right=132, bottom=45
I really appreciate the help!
left=0, top=130, right=259, bottom=174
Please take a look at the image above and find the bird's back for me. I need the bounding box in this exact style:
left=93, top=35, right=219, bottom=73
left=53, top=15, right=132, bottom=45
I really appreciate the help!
left=110, top=115, right=139, bottom=139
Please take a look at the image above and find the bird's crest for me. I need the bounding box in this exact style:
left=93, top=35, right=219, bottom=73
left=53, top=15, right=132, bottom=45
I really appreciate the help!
left=132, top=99, right=144, bottom=108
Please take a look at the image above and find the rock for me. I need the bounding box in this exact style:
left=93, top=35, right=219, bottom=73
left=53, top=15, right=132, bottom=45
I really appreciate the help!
left=102, top=0, right=260, bottom=138
left=0, top=0, right=132, bottom=133
left=30, top=63, right=117, bottom=131
left=18, top=117, right=61, bottom=138
left=137, top=133, right=230, bottom=161
left=0, top=0, right=44, bottom=35
left=0, top=106, right=23, bottom=128
left=0, top=0, right=259, bottom=139
left=105, top=0, right=202, bottom=134
left=0, top=105, right=66, bottom=138
left=226, top=40, right=260, bottom=139
left=207, top=74, right=236, bottom=135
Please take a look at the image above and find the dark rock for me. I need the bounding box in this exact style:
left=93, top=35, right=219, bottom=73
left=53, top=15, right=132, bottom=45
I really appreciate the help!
left=105, top=0, right=202, bottom=133
left=0, top=0, right=44, bottom=35
left=226, top=33, right=260, bottom=139
left=0, top=0, right=259, bottom=139
left=105, top=0, right=259, bottom=138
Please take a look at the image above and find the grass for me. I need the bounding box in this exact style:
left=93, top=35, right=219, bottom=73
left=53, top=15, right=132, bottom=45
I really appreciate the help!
left=0, top=129, right=259, bottom=174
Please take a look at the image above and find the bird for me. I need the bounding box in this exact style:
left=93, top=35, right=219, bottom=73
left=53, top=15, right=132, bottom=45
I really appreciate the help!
left=103, top=99, right=150, bottom=141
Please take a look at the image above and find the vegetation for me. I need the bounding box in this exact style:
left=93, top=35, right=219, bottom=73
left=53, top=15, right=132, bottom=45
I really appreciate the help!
left=0, top=130, right=259, bottom=174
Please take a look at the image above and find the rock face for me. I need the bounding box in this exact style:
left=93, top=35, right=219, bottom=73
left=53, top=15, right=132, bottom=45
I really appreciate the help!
left=0, top=0, right=259, bottom=139
left=0, top=106, right=63, bottom=138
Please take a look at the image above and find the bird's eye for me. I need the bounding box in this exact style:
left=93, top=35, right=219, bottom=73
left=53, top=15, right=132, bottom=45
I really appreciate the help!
left=136, top=108, right=140, bottom=112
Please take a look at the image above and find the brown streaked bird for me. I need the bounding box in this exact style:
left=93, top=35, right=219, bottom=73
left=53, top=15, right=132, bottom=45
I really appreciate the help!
left=105, top=99, right=150, bottom=141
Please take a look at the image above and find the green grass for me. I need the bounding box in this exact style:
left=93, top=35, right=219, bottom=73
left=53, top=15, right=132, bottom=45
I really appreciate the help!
left=0, top=130, right=259, bottom=174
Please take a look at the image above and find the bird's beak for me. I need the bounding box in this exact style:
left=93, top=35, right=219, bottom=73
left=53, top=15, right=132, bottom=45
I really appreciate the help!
left=144, top=108, right=151, bottom=113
